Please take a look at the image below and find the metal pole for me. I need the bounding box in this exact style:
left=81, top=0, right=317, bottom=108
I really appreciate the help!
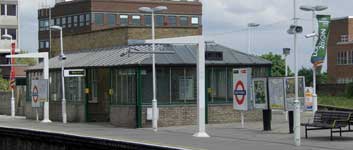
left=49, top=5, right=52, bottom=57
left=312, top=11, right=318, bottom=114
left=151, top=11, right=158, bottom=132
left=10, top=38, right=15, bottom=119
left=42, top=52, right=51, bottom=123
left=285, top=54, right=288, bottom=121
left=293, top=0, right=301, bottom=146
left=60, top=29, right=67, bottom=124
left=248, top=27, right=251, bottom=54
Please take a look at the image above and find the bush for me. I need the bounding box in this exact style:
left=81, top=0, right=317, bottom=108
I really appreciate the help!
left=346, top=83, right=353, bottom=98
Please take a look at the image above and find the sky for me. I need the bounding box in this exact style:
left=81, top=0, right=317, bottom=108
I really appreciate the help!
left=19, top=0, right=353, bottom=72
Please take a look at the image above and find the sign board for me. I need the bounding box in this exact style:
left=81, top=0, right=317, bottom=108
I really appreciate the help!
left=252, top=78, right=268, bottom=109
left=31, top=79, right=48, bottom=107
left=233, top=68, right=251, bottom=111
left=268, top=78, right=285, bottom=110
left=284, top=77, right=306, bottom=111
left=64, top=69, right=86, bottom=77
left=305, top=87, right=314, bottom=111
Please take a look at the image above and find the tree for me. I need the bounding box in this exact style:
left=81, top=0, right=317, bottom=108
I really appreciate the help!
left=0, top=75, right=9, bottom=91
left=260, top=52, right=292, bottom=77
left=298, top=67, right=328, bottom=86
left=15, top=51, right=37, bottom=66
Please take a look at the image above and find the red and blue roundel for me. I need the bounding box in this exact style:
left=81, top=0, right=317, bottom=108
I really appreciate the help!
left=234, top=80, right=246, bottom=105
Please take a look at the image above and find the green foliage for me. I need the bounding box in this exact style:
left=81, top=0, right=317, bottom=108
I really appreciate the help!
left=0, top=75, right=9, bottom=91
left=15, top=51, right=37, bottom=66
left=260, top=52, right=292, bottom=77
left=298, top=67, right=328, bottom=86
left=346, top=83, right=353, bottom=98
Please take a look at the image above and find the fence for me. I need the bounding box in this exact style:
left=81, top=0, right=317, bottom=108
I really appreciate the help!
left=0, top=86, right=26, bottom=116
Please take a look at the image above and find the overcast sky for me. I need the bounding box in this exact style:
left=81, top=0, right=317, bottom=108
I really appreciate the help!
left=19, top=0, right=353, bottom=71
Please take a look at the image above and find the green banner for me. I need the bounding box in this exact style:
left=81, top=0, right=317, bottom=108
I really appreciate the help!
left=311, top=15, right=331, bottom=67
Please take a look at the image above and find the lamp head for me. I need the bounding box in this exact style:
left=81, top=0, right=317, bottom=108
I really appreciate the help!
left=305, top=33, right=318, bottom=38
left=139, top=6, right=167, bottom=13
left=1, top=34, right=12, bottom=40
left=50, top=25, right=62, bottom=31
left=248, top=23, right=260, bottom=27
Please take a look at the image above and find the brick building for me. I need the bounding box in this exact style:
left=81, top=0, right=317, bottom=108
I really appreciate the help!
left=38, top=0, right=202, bottom=57
left=327, top=16, right=353, bottom=84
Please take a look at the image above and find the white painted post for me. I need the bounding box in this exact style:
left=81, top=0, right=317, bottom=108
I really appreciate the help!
left=241, top=111, right=244, bottom=128
left=193, top=37, right=210, bottom=138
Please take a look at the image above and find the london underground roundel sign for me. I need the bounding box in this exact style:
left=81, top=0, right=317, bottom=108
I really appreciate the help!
left=234, top=81, right=246, bottom=105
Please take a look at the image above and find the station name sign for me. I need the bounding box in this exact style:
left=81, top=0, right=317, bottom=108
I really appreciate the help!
left=64, top=69, right=86, bottom=77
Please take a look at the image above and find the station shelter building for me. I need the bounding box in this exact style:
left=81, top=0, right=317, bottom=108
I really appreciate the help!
left=26, top=42, right=272, bottom=128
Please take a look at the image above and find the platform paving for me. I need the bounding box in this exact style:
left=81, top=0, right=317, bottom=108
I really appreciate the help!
left=0, top=112, right=352, bottom=150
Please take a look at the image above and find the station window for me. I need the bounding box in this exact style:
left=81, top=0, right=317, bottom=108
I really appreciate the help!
left=107, top=14, right=116, bottom=26
left=85, top=14, right=91, bottom=26
left=73, top=16, right=78, bottom=27
left=156, top=15, right=164, bottom=26
left=67, top=16, right=72, bottom=28
left=55, top=18, right=61, bottom=26
left=132, top=15, right=141, bottom=26
left=167, top=16, right=177, bottom=26
left=61, top=17, right=66, bottom=28
left=79, top=14, right=85, bottom=26
left=95, top=14, right=104, bottom=26
left=120, top=15, right=128, bottom=26
left=179, top=16, right=188, bottom=26
left=144, top=15, right=152, bottom=26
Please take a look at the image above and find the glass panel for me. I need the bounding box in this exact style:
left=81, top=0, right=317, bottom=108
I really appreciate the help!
left=179, top=16, right=188, bottom=26
left=120, top=15, right=128, bottom=26
left=61, top=17, right=66, bottom=28
left=157, top=67, right=170, bottom=104
left=171, top=67, right=184, bottom=103
left=67, top=16, right=72, bottom=28
left=7, top=29, right=16, bottom=40
left=73, top=16, right=78, bottom=27
left=191, top=16, right=199, bottom=25
left=144, top=15, right=151, bottom=26
left=85, top=14, right=91, bottom=26
left=95, top=13, right=104, bottom=26
left=156, top=15, right=164, bottom=26
left=210, top=67, right=227, bottom=103
left=108, top=14, right=116, bottom=26
left=142, top=68, right=152, bottom=104
left=55, top=18, right=61, bottom=26
left=79, top=14, right=85, bottom=26
left=7, top=4, right=16, bottom=16
left=167, top=16, right=177, bottom=26
left=132, top=15, right=141, bottom=25
left=0, top=4, right=5, bottom=15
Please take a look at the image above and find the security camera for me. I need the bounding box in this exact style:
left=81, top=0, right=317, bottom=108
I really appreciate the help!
left=287, top=25, right=303, bottom=34
left=60, top=54, right=67, bottom=60
left=305, top=33, right=318, bottom=38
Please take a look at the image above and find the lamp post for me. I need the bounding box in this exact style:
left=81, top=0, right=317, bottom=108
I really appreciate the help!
left=247, top=23, right=260, bottom=55
left=283, top=48, right=290, bottom=121
left=293, top=0, right=300, bottom=146
left=300, top=5, right=328, bottom=114
left=2, top=34, right=15, bottom=119
left=139, top=6, right=168, bottom=132
left=50, top=25, right=67, bottom=124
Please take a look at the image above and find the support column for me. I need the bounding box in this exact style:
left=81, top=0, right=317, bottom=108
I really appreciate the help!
left=136, top=66, right=142, bottom=128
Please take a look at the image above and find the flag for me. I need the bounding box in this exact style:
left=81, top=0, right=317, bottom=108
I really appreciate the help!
left=311, top=15, right=331, bottom=68
left=9, top=43, right=16, bottom=90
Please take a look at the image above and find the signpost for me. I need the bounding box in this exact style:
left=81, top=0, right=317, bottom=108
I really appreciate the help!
left=31, top=79, right=48, bottom=121
left=233, top=68, right=251, bottom=128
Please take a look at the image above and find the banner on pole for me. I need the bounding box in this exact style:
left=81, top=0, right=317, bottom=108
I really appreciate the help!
left=233, top=68, right=251, bottom=111
left=311, top=15, right=331, bottom=68
left=9, top=43, right=16, bottom=90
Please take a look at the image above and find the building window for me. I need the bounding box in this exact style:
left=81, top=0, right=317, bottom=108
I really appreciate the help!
left=167, top=16, right=177, bottom=26
left=1, top=4, right=5, bottom=15
left=94, top=13, right=104, bottom=26
left=179, top=16, right=188, bottom=26
left=39, top=20, right=45, bottom=31
left=39, top=40, right=49, bottom=49
left=156, top=15, right=164, bottom=26
left=67, top=16, right=72, bottom=28
left=144, top=15, right=151, bottom=26
left=191, top=16, right=199, bottom=25
left=50, top=19, right=54, bottom=26
left=7, top=29, right=16, bottom=40
left=73, top=16, right=78, bottom=27
left=340, top=35, right=348, bottom=42
left=85, top=14, right=91, bottom=26
left=107, top=14, right=116, bottom=26
left=7, top=4, right=16, bottom=16
left=55, top=18, right=61, bottom=26
left=61, top=17, right=66, bottom=28
left=132, top=15, right=141, bottom=26
left=120, top=15, right=128, bottom=26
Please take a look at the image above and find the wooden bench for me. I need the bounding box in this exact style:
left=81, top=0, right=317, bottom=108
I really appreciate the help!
left=301, top=111, right=351, bottom=140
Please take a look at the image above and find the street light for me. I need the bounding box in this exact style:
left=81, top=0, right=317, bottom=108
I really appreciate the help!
left=283, top=48, right=291, bottom=121
left=247, top=23, right=260, bottom=55
left=139, top=6, right=168, bottom=132
left=50, top=25, right=67, bottom=124
left=2, top=34, right=15, bottom=119
left=300, top=5, right=328, bottom=115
